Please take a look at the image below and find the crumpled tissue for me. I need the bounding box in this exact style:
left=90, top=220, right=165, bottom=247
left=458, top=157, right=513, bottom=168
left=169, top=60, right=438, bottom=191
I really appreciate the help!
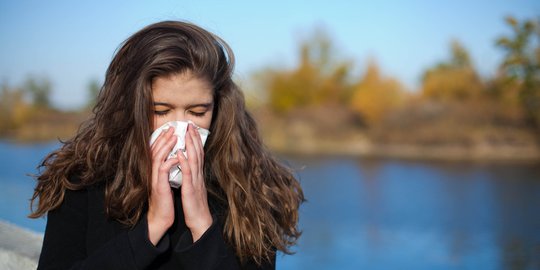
left=149, top=121, right=210, bottom=188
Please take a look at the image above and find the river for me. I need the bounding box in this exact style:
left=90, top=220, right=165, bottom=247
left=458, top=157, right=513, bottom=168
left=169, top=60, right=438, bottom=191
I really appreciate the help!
left=1, top=141, right=539, bottom=269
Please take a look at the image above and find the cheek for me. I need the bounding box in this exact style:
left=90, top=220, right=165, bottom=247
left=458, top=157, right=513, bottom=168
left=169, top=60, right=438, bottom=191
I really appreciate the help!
left=191, top=113, right=213, bottom=130
left=202, top=114, right=213, bottom=130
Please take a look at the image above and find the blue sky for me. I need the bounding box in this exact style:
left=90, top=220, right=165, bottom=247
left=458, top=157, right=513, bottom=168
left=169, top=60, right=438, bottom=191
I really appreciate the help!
left=1, top=0, right=539, bottom=109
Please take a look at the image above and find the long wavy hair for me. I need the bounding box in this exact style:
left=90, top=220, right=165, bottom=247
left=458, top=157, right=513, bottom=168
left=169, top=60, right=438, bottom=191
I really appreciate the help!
left=30, top=21, right=304, bottom=264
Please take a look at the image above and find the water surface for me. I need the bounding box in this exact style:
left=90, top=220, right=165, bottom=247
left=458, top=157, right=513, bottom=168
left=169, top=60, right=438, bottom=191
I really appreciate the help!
left=1, top=142, right=539, bottom=269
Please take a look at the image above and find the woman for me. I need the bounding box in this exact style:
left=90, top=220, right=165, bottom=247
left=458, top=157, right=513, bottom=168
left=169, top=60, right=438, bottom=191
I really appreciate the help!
left=30, top=21, right=304, bottom=269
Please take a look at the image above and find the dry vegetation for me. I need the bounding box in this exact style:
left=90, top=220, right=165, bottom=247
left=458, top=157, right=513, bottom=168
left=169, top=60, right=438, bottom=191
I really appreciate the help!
left=1, top=16, right=539, bottom=161
left=251, top=16, right=540, bottom=160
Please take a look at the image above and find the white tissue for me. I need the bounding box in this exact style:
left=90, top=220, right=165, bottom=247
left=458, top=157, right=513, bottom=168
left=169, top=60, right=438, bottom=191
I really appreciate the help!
left=149, top=121, right=210, bottom=188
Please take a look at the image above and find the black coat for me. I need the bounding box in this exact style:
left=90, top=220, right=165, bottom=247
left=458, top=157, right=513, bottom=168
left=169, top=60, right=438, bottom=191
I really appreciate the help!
left=37, top=177, right=275, bottom=270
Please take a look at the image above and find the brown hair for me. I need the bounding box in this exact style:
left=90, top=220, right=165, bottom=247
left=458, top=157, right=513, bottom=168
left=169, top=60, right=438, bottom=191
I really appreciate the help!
left=30, top=21, right=304, bottom=264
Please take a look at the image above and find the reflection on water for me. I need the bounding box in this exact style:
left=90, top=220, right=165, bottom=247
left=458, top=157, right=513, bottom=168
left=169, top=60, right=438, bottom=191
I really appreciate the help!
left=0, top=141, right=57, bottom=232
left=278, top=157, right=540, bottom=270
left=1, top=142, right=539, bottom=269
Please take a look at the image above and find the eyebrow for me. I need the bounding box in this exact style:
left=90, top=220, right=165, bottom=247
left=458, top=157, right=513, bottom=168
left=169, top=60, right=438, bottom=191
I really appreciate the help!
left=153, top=102, right=213, bottom=109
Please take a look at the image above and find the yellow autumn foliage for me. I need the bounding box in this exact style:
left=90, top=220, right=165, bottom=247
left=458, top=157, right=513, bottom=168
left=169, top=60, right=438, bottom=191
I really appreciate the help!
left=0, top=87, right=32, bottom=133
left=422, top=67, right=483, bottom=100
left=421, top=41, right=484, bottom=101
left=350, top=61, right=405, bottom=126
left=263, top=29, right=354, bottom=114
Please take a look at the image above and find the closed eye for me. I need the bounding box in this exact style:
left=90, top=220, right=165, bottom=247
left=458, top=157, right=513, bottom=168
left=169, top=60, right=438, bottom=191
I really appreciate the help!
left=153, top=102, right=173, bottom=117
left=189, top=111, right=207, bottom=117
left=154, top=110, right=169, bottom=116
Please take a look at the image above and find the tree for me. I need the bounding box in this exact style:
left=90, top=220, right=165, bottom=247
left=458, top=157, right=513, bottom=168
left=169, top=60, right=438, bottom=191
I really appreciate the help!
left=350, top=60, right=405, bottom=126
left=22, top=75, right=52, bottom=108
left=496, top=16, right=540, bottom=127
left=260, top=28, right=354, bottom=113
left=421, top=41, right=484, bottom=101
left=86, top=78, right=101, bottom=109
left=0, top=81, right=31, bottom=133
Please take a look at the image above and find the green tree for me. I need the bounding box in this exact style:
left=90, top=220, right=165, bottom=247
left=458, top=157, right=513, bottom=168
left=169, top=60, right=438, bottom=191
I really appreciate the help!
left=23, top=75, right=52, bottom=108
left=496, top=16, right=540, bottom=127
left=422, top=40, right=484, bottom=101
left=86, top=78, right=101, bottom=109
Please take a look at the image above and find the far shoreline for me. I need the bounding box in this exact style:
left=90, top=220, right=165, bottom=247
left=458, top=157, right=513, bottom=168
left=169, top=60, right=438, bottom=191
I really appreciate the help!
left=3, top=136, right=539, bottom=164
left=269, top=141, right=540, bottom=164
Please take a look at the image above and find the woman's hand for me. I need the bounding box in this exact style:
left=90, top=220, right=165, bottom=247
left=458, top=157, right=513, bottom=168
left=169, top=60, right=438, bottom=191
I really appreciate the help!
left=147, top=127, right=178, bottom=246
left=178, top=123, right=213, bottom=242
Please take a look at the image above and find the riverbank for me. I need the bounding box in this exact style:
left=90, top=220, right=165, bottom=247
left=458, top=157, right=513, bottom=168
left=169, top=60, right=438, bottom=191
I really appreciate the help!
left=269, top=139, right=540, bottom=162
left=258, top=107, right=540, bottom=162
left=3, top=132, right=540, bottom=163
left=0, top=221, right=42, bottom=270
left=2, top=105, right=539, bottom=162
left=264, top=127, right=540, bottom=162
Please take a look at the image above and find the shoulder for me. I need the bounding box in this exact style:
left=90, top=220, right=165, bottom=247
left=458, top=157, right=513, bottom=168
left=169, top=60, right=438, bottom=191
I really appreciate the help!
left=60, top=172, right=104, bottom=213
left=66, top=171, right=106, bottom=192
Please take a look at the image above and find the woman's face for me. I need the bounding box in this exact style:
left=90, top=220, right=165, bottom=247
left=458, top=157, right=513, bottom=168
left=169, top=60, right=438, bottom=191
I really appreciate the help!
left=151, top=71, right=214, bottom=131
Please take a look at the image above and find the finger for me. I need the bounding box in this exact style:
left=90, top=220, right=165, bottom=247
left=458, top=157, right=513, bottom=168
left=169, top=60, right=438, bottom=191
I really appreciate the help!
left=150, top=127, right=169, bottom=151
left=151, top=135, right=176, bottom=187
left=151, top=127, right=174, bottom=154
left=157, top=157, right=179, bottom=182
left=185, top=125, right=197, bottom=161
left=153, top=133, right=177, bottom=167
left=152, top=158, right=179, bottom=192
left=176, top=148, right=193, bottom=188
left=185, top=127, right=200, bottom=174
left=151, top=127, right=175, bottom=154
left=186, top=127, right=206, bottom=191
left=189, top=124, right=204, bottom=159
left=152, top=136, right=177, bottom=188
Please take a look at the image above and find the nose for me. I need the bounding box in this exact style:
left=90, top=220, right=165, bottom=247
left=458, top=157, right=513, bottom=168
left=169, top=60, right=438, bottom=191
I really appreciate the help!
left=174, top=111, right=187, bottom=122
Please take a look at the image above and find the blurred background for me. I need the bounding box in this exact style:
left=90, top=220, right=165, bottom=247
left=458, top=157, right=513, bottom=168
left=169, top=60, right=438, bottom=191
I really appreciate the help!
left=1, top=1, right=540, bottom=269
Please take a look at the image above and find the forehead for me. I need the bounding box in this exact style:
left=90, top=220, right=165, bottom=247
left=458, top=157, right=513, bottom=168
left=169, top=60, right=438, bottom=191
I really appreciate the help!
left=152, top=72, right=213, bottom=104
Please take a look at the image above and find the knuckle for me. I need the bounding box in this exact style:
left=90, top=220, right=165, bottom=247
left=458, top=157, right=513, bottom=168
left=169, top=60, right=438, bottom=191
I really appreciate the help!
left=158, top=165, right=170, bottom=173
